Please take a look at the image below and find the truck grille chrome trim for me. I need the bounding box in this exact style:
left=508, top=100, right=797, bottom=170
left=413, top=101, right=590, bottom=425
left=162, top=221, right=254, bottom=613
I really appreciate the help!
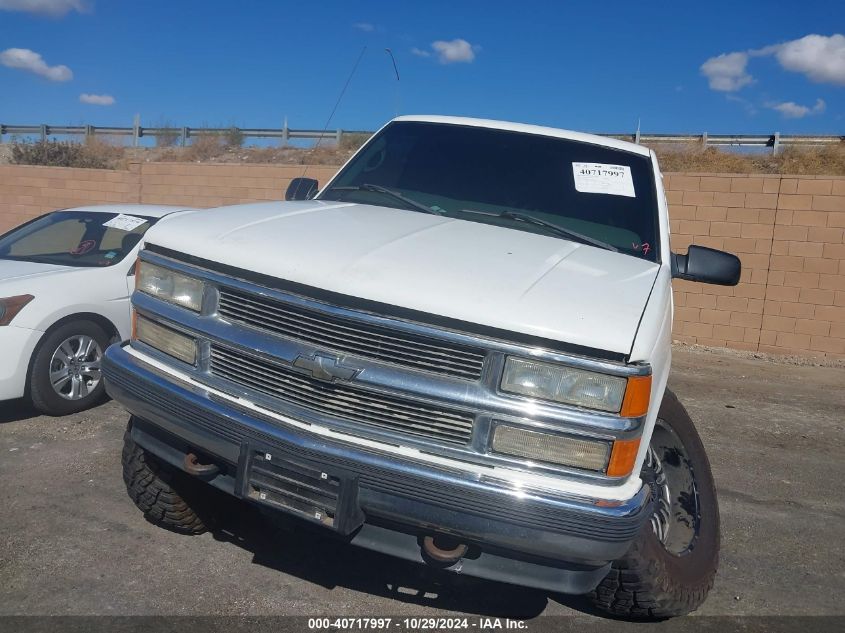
left=217, top=288, right=486, bottom=380
left=104, top=346, right=652, bottom=543
left=209, top=345, right=475, bottom=445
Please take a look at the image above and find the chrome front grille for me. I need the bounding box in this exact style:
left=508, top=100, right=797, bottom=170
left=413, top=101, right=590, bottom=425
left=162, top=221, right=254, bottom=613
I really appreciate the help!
left=217, top=288, right=486, bottom=380
left=209, top=345, right=475, bottom=445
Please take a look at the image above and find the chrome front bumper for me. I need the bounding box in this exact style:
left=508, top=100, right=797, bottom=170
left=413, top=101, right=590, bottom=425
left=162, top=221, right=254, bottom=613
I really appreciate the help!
left=104, top=343, right=652, bottom=594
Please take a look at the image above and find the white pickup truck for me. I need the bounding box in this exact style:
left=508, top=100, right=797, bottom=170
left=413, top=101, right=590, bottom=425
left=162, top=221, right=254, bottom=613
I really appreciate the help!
left=103, top=116, right=740, bottom=619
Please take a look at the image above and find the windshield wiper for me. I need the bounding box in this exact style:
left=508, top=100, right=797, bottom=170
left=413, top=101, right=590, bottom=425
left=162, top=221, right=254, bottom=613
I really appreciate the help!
left=328, top=184, right=442, bottom=216
left=461, top=209, right=618, bottom=252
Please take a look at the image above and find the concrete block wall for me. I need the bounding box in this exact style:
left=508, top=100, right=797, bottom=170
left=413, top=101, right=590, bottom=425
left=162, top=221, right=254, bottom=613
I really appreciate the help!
left=0, top=162, right=338, bottom=231
left=137, top=163, right=339, bottom=208
left=667, top=174, right=845, bottom=357
left=0, top=163, right=139, bottom=233
left=1, top=163, right=843, bottom=358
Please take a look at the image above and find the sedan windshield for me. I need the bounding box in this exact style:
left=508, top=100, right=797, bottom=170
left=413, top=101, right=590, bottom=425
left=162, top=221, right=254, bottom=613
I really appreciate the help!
left=0, top=210, right=158, bottom=268
left=320, top=121, right=660, bottom=261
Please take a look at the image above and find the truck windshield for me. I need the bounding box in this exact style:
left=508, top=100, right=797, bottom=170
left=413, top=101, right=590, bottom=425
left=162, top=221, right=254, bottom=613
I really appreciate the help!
left=321, top=121, right=660, bottom=261
left=0, top=210, right=158, bottom=268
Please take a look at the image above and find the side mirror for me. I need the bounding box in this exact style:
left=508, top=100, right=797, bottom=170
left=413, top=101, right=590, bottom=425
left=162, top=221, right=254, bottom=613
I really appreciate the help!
left=285, top=177, right=319, bottom=201
left=671, top=245, right=741, bottom=286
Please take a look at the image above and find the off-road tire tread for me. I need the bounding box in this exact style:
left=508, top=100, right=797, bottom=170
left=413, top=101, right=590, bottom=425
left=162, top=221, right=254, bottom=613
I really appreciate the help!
left=588, top=389, right=719, bottom=620
left=588, top=532, right=716, bottom=619
left=121, top=430, right=208, bottom=534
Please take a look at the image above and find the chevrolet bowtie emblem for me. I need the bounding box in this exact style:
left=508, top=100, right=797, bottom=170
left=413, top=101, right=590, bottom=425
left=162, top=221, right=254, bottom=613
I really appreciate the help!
left=292, top=353, right=360, bottom=383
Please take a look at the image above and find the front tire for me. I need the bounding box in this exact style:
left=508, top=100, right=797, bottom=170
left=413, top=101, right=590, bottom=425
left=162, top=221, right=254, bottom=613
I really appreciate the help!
left=29, top=320, right=110, bottom=416
left=121, top=422, right=216, bottom=534
left=589, top=389, right=719, bottom=620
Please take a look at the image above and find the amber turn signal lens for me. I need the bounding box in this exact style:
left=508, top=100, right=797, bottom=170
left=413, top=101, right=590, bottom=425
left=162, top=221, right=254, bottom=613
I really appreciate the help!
left=606, top=437, right=641, bottom=477
left=620, top=375, right=651, bottom=418
left=130, top=309, right=137, bottom=340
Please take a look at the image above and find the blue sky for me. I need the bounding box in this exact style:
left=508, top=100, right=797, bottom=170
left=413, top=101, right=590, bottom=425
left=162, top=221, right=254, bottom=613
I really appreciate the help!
left=0, top=0, right=843, bottom=136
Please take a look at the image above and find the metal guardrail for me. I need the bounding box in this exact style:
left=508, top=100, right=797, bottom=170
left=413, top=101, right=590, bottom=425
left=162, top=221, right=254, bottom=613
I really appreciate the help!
left=616, top=132, right=844, bottom=154
left=0, top=124, right=842, bottom=155
left=0, top=124, right=372, bottom=148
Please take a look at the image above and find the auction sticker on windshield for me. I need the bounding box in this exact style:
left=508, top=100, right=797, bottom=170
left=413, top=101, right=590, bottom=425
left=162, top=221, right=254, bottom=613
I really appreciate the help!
left=103, top=214, right=148, bottom=231
left=572, top=162, right=635, bottom=197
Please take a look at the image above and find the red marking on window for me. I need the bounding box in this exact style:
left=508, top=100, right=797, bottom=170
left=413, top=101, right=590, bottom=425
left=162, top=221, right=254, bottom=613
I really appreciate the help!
left=70, top=239, right=96, bottom=255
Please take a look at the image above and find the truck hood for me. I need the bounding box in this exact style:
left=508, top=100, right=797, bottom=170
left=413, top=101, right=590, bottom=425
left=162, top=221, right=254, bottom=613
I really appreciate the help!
left=146, top=201, right=660, bottom=355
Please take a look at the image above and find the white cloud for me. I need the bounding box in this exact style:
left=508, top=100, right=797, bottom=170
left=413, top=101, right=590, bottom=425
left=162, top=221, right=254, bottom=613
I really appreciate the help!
left=0, top=0, right=89, bottom=17
left=700, top=52, right=753, bottom=91
left=0, top=47, right=72, bottom=81
left=703, top=33, right=845, bottom=93
left=79, top=93, right=114, bottom=105
left=352, top=22, right=374, bottom=32
left=413, top=39, right=480, bottom=64
left=430, top=39, right=479, bottom=64
left=767, top=98, right=826, bottom=119
left=770, top=34, right=845, bottom=86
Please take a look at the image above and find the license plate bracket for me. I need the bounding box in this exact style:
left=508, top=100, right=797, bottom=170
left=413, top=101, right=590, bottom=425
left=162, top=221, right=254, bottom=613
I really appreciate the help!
left=234, top=442, right=364, bottom=535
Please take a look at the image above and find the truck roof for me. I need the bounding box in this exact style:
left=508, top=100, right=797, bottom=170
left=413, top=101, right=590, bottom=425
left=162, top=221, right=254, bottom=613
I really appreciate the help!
left=392, top=115, right=652, bottom=157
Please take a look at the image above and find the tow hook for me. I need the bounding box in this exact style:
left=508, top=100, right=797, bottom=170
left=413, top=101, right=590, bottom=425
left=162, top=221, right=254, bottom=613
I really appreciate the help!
left=183, top=452, right=220, bottom=477
left=421, top=534, right=469, bottom=564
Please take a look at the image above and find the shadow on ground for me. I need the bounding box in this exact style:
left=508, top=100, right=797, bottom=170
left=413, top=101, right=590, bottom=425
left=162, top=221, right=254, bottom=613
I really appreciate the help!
left=201, top=499, right=601, bottom=619
left=0, top=395, right=113, bottom=425
left=0, top=399, right=40, bottom=425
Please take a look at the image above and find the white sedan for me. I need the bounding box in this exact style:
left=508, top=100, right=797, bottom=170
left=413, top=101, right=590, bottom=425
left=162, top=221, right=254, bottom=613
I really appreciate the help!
left=0, top=204, right=196, bottom=415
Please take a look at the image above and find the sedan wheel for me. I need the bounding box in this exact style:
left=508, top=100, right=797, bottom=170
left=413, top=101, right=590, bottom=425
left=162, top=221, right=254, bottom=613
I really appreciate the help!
left=49, top=334, right=103, bottom=401
left=29, top=320, right=111, bottom=416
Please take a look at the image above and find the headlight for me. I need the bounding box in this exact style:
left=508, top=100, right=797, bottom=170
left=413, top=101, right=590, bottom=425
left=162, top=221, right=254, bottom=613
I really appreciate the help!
left=133, top=314, right=197, bottom=364
left=492, top=424, right=611, bottom=471
left=501, top=357, right=627, bottom=413
left=0, top=294, right=35, bottom=326
left=137, top=261, right=204, bottom=312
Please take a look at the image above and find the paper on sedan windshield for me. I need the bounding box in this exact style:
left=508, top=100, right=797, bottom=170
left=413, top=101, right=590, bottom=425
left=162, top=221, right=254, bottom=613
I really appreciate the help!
left=103, top=214, right=148, bottom=232
left=572, top=163, right=636, bottom=197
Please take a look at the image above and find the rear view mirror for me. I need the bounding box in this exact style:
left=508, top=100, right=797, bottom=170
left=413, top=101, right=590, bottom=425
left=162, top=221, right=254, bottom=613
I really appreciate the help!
left=671, top=245, right=741, bottom=286
left=285, top=178, right=319, bottom=201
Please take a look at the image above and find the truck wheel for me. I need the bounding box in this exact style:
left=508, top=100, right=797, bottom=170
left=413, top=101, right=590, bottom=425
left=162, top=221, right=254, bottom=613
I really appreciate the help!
left=29, top=320, right=110, bottom=416
left=589, top=389, right=719, bottom=620
left=121, top=425, right=212, bottom=534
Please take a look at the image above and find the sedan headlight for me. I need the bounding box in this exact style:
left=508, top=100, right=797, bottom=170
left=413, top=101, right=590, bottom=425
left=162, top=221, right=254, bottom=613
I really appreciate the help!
left=137, top=261, right=204, bottom=312
left=501, top=357, right=627, bottom=413
left=0, top=294, right=35, bottom=326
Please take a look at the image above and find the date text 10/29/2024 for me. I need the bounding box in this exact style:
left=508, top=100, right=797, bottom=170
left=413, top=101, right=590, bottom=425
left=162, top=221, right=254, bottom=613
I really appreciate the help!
left=308, top=618, right=528, bottom=630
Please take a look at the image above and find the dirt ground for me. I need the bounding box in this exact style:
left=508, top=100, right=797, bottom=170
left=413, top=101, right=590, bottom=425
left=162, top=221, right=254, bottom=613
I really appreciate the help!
left=0, top=346, right=843, bottom=621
